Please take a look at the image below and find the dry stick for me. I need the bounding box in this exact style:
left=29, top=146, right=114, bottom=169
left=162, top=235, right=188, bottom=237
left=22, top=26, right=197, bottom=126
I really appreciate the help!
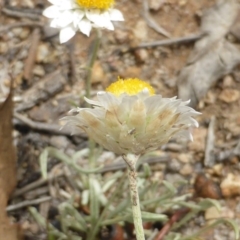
left=7, top=196, right=51, bottom=212
left=24, top=186, right=49, bottom=199
left=142, top=0, right=171, bottom=38
left=13, top=112, right=87, bottom=138
left=217, top=139, right=240, bottom=161
left=123, top=154, right=145, bottom=240
left=204, top=116, right=216, bottom=167
left=15, top=70, right=67, bottom=112
left=2, top=7, right=41, bottom=20
left=99, top=155, right=170, bottom=174
left=12, top=173, right=64, bottom=198
left=155, top=208, right=190, bottom=240
left=136, top=33, right=204, bottom=49
left=23, top=28, right=41, bottom=84
left=9, top=39, right=29, bottom=51
left=119, top=33, right=203, bottom=54
left=0, top=22, right=43, bottom=33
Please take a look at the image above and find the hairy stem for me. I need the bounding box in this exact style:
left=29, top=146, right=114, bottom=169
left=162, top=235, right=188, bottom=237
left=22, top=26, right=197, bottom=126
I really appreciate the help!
left=123, top=154, right=145, bottom=240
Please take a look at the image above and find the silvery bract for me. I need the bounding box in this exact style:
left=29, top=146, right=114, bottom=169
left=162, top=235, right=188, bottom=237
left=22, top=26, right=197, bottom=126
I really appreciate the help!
left=64, top=90, right=200, bottom=155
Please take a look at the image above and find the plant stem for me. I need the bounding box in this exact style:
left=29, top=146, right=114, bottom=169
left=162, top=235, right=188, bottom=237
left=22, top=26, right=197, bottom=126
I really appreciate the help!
left=123, top=154, right=145, bottom=240
left=85, top=29, right=101, bottom=167
left=85, top=29, right=101, bottom=100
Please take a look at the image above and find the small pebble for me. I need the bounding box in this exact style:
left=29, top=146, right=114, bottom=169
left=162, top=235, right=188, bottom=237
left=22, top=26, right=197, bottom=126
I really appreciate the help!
left=114, top=29, right=129, bottom=44
left=133, top=20, right=148, bottom=41
left=91, top=61, right=106, bottom=84
left=205, top=206, right=234, bottom=224
left=221, top=173, right=240, bottom=197
left=180, top=163, right=193, bottom=175
left=167, top=158, right=181, bottom=172
left=33, top=65, right=45, bottom=77
left=177, top=153, right=191, bottom=163
left=212, top=164, right=223, bottom=176
left=149, top=0, right=165, bottom=11
left=134, top=49, right=149, bottom=63
left=218, top=89, right=240, bottom=103
left=222, top=75, right=235, bottom=87
left=50, top=136, right=69, bottom=149
left=36, top=43, right=50, bottom=63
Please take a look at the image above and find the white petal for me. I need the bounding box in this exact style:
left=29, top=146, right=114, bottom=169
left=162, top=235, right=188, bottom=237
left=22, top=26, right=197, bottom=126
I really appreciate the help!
left=50, top=18, right=59, bottom=28
left=59, top=0, right=75, bottom=10
left=43, top=5, right=60, bottom=18
left=78, top=19, right=92, bottom=36
left=109, top=9, right=124, bottom=21
left=55, top=11, right=74, bottom=27
left=97, top=92, right=121, bottom=110
left=85, top=9, right=101, bottom=25
left=73, top=10, right=85, bottom=28
left=48, top=0, right=59, bottom=5
left=72, top=2, right=80, bottom=8
left=84, top=97, right=103, bottom=107
left=98, top=12, right=114, bottom=30
left=59, top=26, right=76, bottom=43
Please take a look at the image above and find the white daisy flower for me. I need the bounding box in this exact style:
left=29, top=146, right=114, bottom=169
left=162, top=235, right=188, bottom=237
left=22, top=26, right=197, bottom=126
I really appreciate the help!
left=43, top=0, right=124, bottom=43
left=63, top=78, right=200, bottom=155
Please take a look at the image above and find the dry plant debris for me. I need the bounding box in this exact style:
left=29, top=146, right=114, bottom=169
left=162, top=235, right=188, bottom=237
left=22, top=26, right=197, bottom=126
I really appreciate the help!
left=0, top=87, right=22, bottom=239
left=178, top=0, right=240, bottom=107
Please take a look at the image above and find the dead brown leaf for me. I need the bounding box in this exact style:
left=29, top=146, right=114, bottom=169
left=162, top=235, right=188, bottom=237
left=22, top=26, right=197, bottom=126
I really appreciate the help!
left=177, top=0, right=240, bottom=107
left=0, top=87, right=22, bottom=240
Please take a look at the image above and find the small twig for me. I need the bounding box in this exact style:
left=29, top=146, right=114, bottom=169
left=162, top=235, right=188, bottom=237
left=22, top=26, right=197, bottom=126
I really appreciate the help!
left=116, top=33, right=204, bottom=54
left=233, top=140, right=240, bottom=155
left=142, top=0, right=171, bottom=38
left=217, top=139, right=240, bottom=162
left=67, top=36, right=77, bottom=84
left=155, top=208, right=190, bottom=240
left=161, top=143, right=185, bottom=152
left=9, top=39, right=29, bottom=51
left=99, top=155, right=169, bottom=174
left=136, top=33, right=204, bottom=49
left=23, top=28, right=41, bottom=84
left=7, top=196, right=51, bottom=212
left=16, top=70, right=67, bottom=112
left=13, top=112, right=87, bottom=138
left=0, top=22, right=43, bottom=34
left=12, top=173, right=64, bottom=198
left=25, top=186, right=49, bottom=199
left=204, top=116, right=216, bottom=167
left=2, top=7, right=41, bottom=20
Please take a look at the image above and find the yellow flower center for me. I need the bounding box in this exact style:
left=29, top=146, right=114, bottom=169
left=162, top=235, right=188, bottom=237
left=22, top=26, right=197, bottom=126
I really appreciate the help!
left=76, top=0, right=114, bottom=9
left=106, top=77, right=155, bottom=96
